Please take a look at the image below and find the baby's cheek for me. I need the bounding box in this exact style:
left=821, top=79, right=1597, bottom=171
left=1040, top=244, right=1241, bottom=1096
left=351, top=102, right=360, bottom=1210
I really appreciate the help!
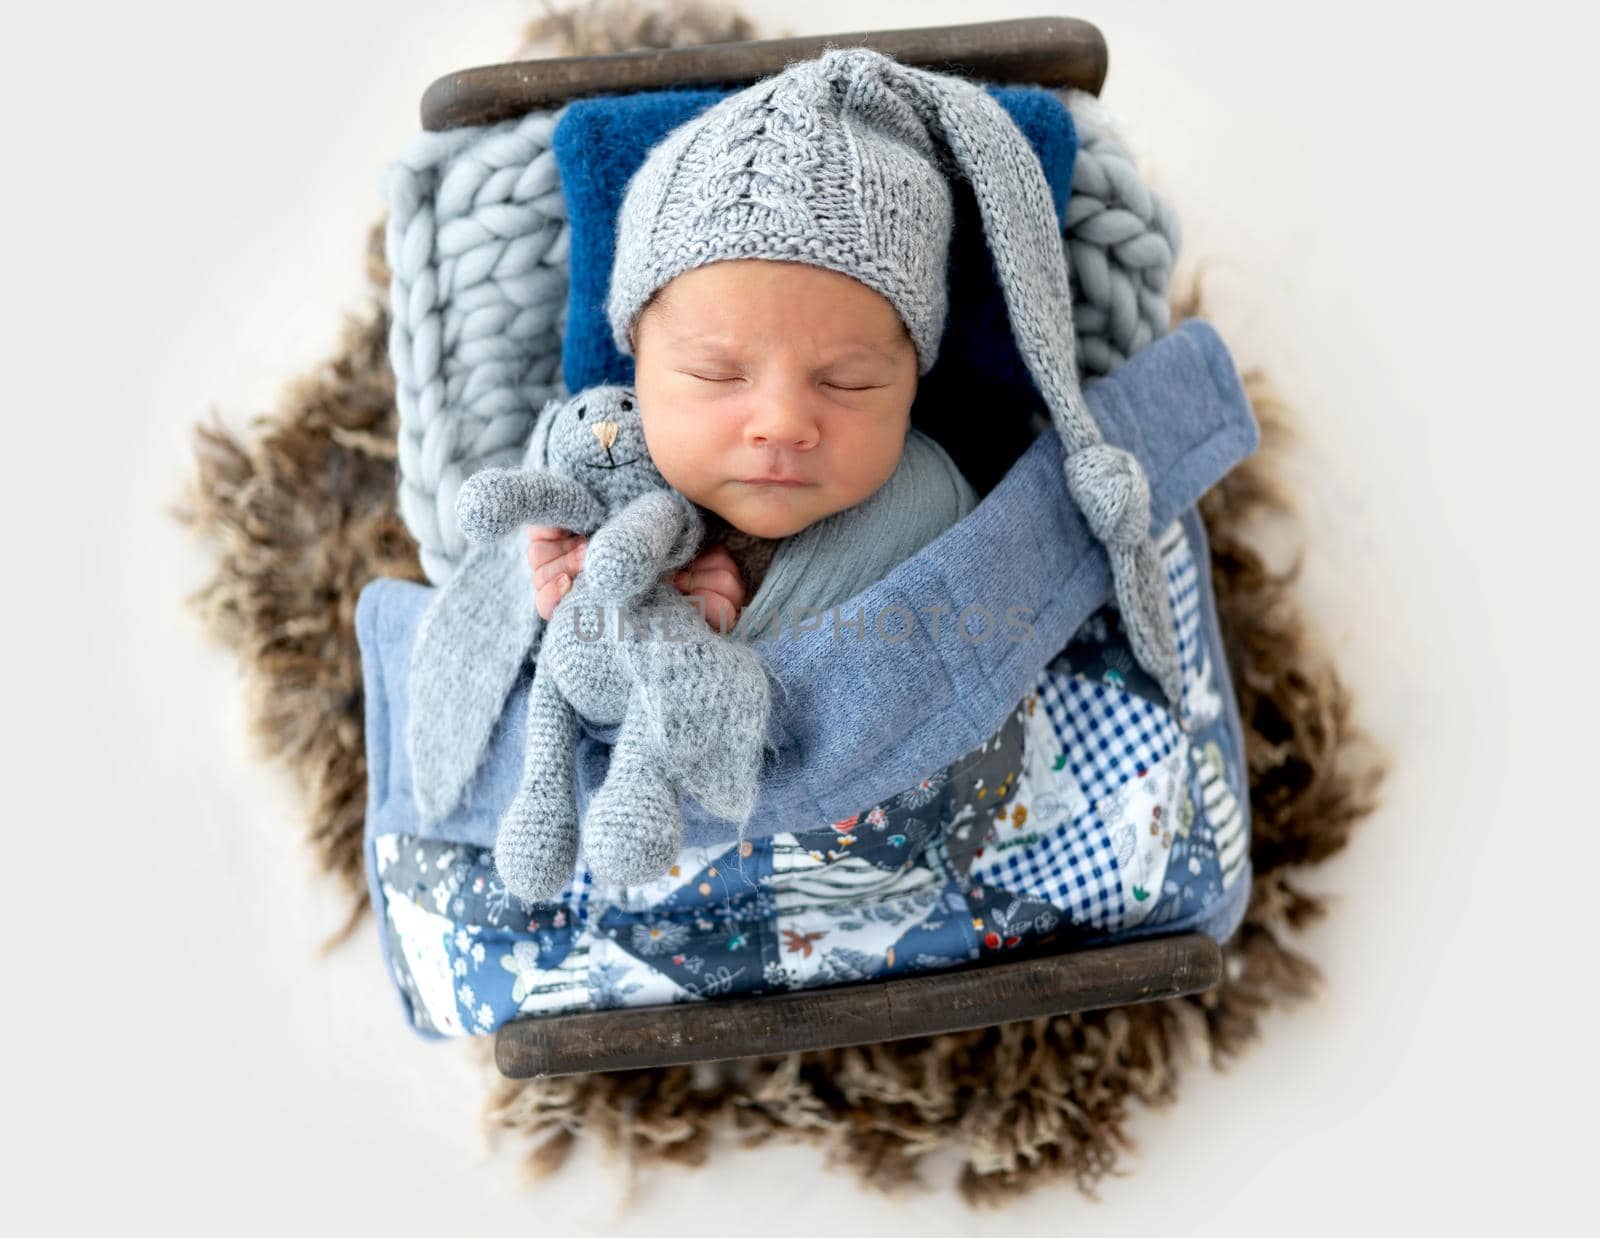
left=832, top=445, right=903, bottom=510
left=639, top=408, right=710, bottom=491
left=660, top=461, right=718, bottom=510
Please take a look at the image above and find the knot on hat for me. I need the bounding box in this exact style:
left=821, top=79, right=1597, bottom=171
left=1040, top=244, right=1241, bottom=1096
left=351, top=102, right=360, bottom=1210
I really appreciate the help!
left=1062, top=443, right=1151, bottom=547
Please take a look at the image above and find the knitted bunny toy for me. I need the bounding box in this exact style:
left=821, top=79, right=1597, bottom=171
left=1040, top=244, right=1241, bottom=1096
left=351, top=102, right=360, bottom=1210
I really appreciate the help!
left=452, top=384, right=774, bottom=901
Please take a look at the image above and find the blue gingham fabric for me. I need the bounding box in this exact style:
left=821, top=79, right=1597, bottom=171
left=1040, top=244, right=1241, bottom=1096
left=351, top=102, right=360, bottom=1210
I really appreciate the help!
left=1038, top=672, right=1180, bottom=810
left=973, top=779, right=1126, bottom=931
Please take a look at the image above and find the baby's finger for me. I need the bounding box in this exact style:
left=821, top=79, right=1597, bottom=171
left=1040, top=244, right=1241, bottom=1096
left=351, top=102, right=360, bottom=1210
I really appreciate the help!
left=527, top=525, right=583, bottom=557
left=527, top=530, right=574, bottom=568
left=532, top=548, right=571, bottom=589
left=676, top=563, right=745, bottom=606
left=535, top=572, right=574, bottom=622
left=691, top=542, right=738, bottom=572
left=531, top=539, right=587, bottom=587
left=688, top=588, right=739, bottom=634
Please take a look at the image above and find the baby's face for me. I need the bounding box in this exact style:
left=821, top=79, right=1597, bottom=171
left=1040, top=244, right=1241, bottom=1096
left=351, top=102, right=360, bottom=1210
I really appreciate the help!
left=631, top=259, right=918, bottom=539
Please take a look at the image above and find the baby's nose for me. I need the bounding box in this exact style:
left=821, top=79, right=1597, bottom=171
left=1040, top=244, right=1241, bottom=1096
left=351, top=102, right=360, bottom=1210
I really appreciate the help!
left=750, top=427, right=818, bottom=449
left=748, top=411, right=818, bottom=449
left=592, top=421, right=619, bottom=451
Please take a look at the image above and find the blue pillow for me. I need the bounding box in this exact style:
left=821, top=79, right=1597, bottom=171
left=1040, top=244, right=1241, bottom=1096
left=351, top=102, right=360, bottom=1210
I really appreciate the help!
left=550, top=85, right=1079, bottom=495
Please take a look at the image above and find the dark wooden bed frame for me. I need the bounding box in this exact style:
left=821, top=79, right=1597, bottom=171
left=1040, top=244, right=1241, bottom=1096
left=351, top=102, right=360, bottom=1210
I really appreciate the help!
left=419, top=16, right=1226, bottom=1080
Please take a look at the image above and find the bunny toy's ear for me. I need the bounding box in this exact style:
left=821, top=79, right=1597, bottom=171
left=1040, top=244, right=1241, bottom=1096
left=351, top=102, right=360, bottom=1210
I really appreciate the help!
left=520, top=395, right=562, bottom=469
left=407, top=535, right=541, bottom=826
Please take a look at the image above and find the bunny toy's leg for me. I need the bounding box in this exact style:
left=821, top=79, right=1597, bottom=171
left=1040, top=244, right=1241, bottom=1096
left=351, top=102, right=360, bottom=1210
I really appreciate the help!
left=581, top=682, right=684, bottom=888
left=494, top=660, right=581, bottom=903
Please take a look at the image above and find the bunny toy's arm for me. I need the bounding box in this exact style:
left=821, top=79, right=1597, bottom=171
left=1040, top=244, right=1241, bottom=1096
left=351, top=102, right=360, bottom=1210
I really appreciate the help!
left=456, top=467, right=606, bottom=544
left=583, top=490, right=703, bottom=604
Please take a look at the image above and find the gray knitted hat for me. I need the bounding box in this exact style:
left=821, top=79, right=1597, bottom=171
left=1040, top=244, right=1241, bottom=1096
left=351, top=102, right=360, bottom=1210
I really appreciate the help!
left=605, top=46, right=1184, bottom=714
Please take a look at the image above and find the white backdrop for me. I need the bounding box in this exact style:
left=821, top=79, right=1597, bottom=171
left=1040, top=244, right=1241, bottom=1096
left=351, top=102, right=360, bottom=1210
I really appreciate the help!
left=3, top=1, right=1593, bottom=1234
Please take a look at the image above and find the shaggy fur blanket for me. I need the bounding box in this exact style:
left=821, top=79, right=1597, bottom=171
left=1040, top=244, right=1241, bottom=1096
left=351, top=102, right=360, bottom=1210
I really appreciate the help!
left=169, top=0, right=1385, bottom=1206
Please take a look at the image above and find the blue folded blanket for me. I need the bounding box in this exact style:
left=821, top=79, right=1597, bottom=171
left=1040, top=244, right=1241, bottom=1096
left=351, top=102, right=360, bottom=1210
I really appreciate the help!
left=552, top=84, right=1081, bottom=494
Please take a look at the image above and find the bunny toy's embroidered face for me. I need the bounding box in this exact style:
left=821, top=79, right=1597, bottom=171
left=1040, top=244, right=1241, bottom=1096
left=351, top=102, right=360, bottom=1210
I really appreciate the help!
left=543, top=384, right=668, bottom=509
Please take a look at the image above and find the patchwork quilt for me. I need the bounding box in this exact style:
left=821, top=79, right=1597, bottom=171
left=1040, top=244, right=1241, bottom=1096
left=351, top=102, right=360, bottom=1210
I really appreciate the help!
left=363, top=506, right=1250, bottom=1038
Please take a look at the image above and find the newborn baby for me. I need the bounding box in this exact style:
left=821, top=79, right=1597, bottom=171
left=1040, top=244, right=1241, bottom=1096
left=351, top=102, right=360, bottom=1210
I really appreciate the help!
left=407, top=47, right=1183, bottom=888
left=528, top=257, right=952, bottom=630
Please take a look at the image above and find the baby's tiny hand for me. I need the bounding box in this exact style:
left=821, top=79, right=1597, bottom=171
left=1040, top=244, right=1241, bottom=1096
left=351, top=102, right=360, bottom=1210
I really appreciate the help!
left=528, top=525, right=588, bottom=621
left=667, top=543, right=746, bottom=634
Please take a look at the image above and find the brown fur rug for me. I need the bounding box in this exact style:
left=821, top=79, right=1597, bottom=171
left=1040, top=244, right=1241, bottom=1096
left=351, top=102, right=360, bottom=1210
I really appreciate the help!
left=168, top=0, right=1386, bottom=1206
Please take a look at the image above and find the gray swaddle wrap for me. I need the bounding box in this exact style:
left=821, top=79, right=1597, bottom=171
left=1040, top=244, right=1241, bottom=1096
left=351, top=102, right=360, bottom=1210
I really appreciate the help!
left=730, top=425, right=978, bottom=640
